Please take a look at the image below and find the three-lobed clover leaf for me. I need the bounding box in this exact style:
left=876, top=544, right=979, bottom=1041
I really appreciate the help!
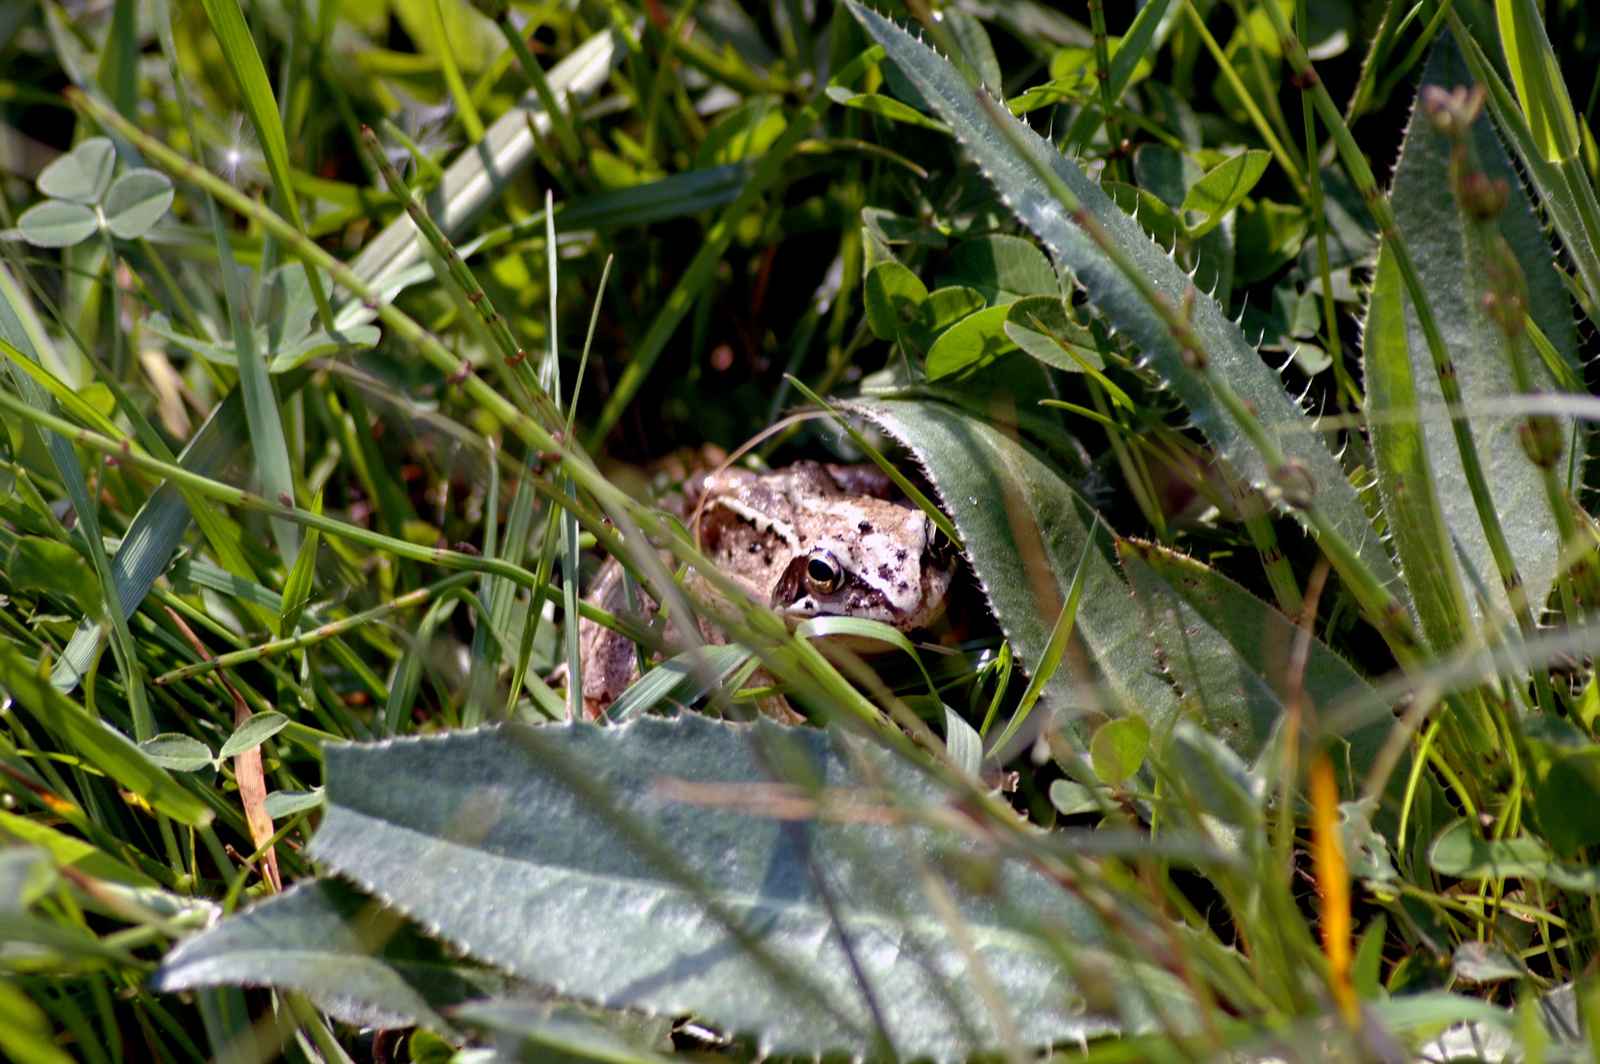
left=11, top=137, right=175, bottom=248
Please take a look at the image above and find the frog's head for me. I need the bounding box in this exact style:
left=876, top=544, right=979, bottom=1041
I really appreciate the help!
left=769, top=501, right=956, bottom=631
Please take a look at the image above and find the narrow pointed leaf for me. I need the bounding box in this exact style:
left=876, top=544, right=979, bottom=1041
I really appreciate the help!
left=849, top=3, right=1402, bottom=604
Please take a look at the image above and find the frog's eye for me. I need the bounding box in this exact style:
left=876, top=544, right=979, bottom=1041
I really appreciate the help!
left=804, top=550, right=844, bottom=594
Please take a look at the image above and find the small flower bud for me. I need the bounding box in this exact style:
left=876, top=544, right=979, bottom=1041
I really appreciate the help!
left=1421, top=84, right=1486, bottom=137
left=1518, top=413, right=1564, bottom=469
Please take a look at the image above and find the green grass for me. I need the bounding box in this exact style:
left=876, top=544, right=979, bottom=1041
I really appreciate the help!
left=5, top=0, right=1600, bottom=1061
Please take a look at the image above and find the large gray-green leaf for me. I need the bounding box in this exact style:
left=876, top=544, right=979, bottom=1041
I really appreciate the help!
left=1363, top=251, right=1470, bottom=652
left=848, top=3, right=1402, bottom=606
left=15, top=199, right=98, bottom=247
left=155, top=878, right=518, bottom=1033
left=303, top=716, right=1183, bottom=1060
left=1384, top=40, right=1581, bottom=621
left=847, top=396, right=1175, bottom=724
left=1118, top=541, right=1393, bottom=804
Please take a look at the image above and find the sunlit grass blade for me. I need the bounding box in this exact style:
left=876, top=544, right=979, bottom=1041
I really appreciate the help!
left=194, top=0, right=333, bottom=329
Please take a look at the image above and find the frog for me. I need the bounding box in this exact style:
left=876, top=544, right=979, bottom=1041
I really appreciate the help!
left=572, top=460, right=959, bottom=718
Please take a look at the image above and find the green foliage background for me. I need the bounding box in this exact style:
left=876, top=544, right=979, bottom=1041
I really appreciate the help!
left=5, top=0, right=1600, bottom=1060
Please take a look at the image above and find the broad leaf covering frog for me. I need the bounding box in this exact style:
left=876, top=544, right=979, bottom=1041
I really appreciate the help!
left=574, top=460, right=959, bottom=717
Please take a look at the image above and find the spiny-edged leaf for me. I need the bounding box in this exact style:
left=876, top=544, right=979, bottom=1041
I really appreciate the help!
left=36, top=137, right=115, bottom=203
left=1117, top=541, right=1394, bottom=807
left=1181, top=150, right=1270, bottom=237
left=16, top=199, right=98, bottom=248
left=1387, top=40, right=1581, bottom=621
left=218, top=711, right=289, bottom=760
left=154, top=878, right=522, bottom=1034
left=0, top=643, right=212, bottom=825
left=925, top=304, right=1016, bottom=379
left=943, top=8, right=1002, bottom=91
left=846, top=397, right=1176, bottom=724
left=848, top=3, right=1402, bottom=604
left=102, top=169, right=174, bottom=239
left=1104, top=181, right=1182, bottom=247
left=1362, top=250, right=1470, bottom=652
left=300, top=717, right=1185, bottom=1059
left=139, top=733, right=217, bottom=773
left=1003, top=296, right=1104, bottom=373
left=862, top=260, right=927, bottom=340
left=1090, top=716, right=1149, bottom=787
left=823, top=88, right=951, bottom=132
left=935, top=233, right=1058, bottom=305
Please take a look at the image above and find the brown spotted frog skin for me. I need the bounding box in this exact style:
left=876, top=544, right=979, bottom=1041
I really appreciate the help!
left=575, top=460, right=958, bottom=717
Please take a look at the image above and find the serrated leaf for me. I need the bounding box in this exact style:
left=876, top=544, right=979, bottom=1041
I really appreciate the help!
left=1089, top=717, right=1148, bottom=787
left=935, top=234, right=1059, bottom=306
left=155, top=878, right=517, bottom=1034
left=37, top=137, right=115, bottom=203
left=1181, top=150, right=1270, bottom=237
left=1384, top=41, right=1581, bottom=623
left=1117, top=540, right=1393, bottom=797
left=1104, top=181, right=1182, bottom=247
left=102, top=169, right=174, bottom=239
left=848, top=3, right=1402, bottom=605
left=845, top=397, right=1176, bottom=725
left=140, top=734, right=217, bottom=773
left=295, top=717, right=1184, bottom=1058
left=1363, top=251, right=1469, bottom=652
left=925, top=304, right=1015, bottom=380
left=16, top=200, right=98, bottom=248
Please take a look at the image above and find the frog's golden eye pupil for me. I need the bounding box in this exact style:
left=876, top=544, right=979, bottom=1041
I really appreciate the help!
left=805, top=552, right=843, bottom=593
